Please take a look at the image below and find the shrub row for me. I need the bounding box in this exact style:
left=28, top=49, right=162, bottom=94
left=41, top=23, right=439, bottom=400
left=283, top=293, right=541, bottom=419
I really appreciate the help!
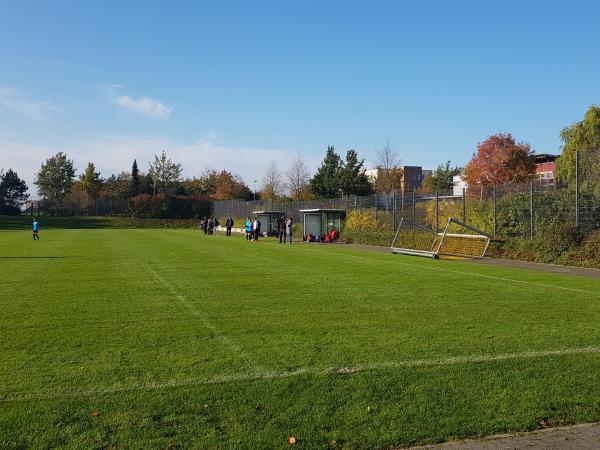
left=490, top=224, right=600, bottom=268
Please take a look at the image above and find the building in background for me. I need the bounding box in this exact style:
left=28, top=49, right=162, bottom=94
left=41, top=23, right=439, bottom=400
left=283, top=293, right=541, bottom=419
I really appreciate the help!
left=535, top=154, right=559, bottom=187
left=453, top=175, right=467, bottom=196
left=366, top=166, right=430, bottom=192
left=401, top=166, right=425, bottom=191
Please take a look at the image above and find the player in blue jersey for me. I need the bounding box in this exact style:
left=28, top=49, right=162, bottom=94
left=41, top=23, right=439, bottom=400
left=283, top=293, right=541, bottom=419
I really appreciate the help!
left=32, top=217, right=40, bottom=240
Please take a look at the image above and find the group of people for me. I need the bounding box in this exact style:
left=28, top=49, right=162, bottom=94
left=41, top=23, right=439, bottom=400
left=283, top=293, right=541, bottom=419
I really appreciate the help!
left=276, top=216, right=294, bottom=244
left=200, top=215, right=294, bottom=243
left=199, top=217, right=220, bottom=235
left=305, top=228, right=339, bottom=243
left=244, top=217, right=262, bottom=241
left=199, top=216, right=236, bottom=236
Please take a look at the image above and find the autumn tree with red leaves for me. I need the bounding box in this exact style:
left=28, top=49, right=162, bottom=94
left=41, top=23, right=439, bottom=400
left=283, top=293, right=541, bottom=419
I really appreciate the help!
left=463, top=133, right=535, bottom=189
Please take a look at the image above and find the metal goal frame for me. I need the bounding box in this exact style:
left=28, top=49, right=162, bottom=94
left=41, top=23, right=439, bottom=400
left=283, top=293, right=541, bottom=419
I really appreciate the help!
left=391, top=217, right=492, bottom=259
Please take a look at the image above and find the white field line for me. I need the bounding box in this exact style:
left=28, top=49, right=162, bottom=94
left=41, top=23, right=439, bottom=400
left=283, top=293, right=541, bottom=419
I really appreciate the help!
left=1, top=346, right=599, bottom=403
left=309, top=248, right=600, bottom=296
left=145, top=264, right=264, bottom=373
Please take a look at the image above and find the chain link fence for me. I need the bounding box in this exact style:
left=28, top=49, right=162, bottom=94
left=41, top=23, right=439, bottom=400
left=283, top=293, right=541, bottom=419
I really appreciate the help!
left=214, top=155, right=599, bottom=240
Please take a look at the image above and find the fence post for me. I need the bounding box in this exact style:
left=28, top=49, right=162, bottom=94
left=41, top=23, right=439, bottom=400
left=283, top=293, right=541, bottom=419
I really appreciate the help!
left=392, top=191, right=396, bottom=231
left=530, top=180, right=534, bottom=239
left=435, top=191, right=439, bottom=233
left=412, top=190, right=416, bottom=223
left=575, top=150, right=580, bottom=229
left=492, top=185, right=497, bottom=237
left=462, top=187, right=466, bottom=223
left=401, top=190, right=404, bottom=217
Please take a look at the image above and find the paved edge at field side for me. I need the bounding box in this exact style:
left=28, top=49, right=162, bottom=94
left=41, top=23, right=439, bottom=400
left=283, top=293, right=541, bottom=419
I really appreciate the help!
left=334, top=243, right=600, bottom=279
left=403, top=421, right=600, bottom=450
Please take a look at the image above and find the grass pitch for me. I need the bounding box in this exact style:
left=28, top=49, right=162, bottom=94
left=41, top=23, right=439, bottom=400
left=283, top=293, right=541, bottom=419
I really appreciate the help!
left=1, top=226, right=600, bottom=449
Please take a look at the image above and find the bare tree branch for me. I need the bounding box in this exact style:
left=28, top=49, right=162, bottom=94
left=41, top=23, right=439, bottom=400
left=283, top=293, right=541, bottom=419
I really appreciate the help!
left=375, top=138, right=400, bottom=171
left=261, top=160, right=283, bottom=200
left=286, top=152, right=311, bottom=200
left=374, top=138, right=403, bottom=193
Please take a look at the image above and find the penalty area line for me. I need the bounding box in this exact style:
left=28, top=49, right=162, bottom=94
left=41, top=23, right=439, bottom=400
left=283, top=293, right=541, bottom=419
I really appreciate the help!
left=2, top=346, right=599, bottom=403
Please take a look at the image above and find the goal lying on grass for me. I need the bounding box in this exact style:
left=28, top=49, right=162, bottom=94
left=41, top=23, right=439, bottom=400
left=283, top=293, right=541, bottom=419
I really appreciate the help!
left=391, top=217, right=492, bottom=259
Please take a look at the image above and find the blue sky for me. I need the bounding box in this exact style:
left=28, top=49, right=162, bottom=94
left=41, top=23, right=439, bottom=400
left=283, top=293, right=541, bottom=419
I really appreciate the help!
left=1, top=0, right=599, bottom=194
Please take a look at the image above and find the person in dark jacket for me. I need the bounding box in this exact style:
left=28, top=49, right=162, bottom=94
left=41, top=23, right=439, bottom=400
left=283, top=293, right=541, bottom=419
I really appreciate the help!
left=253, top=217, right=261, bottom=241
left=225, top=217, right=234, bottom=236
left=277, top=216, right=286, bottom=243
left=285, top=217, right=293, bottom=244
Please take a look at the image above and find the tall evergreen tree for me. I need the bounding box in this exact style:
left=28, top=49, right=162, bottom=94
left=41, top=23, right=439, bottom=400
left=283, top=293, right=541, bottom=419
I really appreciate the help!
left=0, top=169, right=29, bottom=214
left=310, top=146, right=343, bottom=198
left=338, top=149, right=374, bottom=196
left=130, top=159, right=140, bottom=196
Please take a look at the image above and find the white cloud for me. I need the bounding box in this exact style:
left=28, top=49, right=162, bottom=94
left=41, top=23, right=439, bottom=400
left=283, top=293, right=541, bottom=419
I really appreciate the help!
left=0, top=86, right=56, bottom=121
left=115, top=95, right=173, bottom=119
left=98, top=83, right=174, bottom=119
left=0, top=87, right=16, bottom=96
left=77, top=134, right=295, bottom=183
left=100, top=83, right=173, bottom=119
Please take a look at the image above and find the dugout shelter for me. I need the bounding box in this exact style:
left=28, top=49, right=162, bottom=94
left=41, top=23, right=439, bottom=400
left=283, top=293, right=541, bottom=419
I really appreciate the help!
left=252, top=210, right=285, bottom=236
left=299, top=209, right=345, bottom=240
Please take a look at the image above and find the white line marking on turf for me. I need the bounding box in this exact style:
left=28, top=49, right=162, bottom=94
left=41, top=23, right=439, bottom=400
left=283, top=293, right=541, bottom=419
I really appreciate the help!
left=2, top=346, right=599, bottom=403
left=145, top=264, right=264, bottom=372
left=307, top=247, right=600, bottom=296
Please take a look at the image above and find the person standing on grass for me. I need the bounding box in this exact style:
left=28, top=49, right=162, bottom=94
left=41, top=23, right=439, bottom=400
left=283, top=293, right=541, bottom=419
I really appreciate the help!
left=32, top=217, right=40, bottom=240
left=277, top=216, right=286, bottom=244
left=253, top=217, right=261, bottom=242
left=285, top=216, right=293, bottom=244
left=245, top=217, right=252, bottom=241
left=225, top=217, right=234, bottom=237
left=214, top=218, right=220, bottom=236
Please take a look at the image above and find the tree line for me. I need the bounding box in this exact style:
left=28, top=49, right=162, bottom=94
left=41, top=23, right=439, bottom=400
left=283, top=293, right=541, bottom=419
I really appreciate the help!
left=1, top=104, right=599, bottom=215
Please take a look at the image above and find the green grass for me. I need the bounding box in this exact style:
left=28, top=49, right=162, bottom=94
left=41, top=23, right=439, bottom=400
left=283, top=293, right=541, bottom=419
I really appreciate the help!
left=1, top=227, right=600, bottom=449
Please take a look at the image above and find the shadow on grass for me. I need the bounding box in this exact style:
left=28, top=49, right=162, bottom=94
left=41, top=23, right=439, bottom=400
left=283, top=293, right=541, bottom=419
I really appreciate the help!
left=0, top=256, right=69, bottom=259
left=0, top=215, right=197, bottom=230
